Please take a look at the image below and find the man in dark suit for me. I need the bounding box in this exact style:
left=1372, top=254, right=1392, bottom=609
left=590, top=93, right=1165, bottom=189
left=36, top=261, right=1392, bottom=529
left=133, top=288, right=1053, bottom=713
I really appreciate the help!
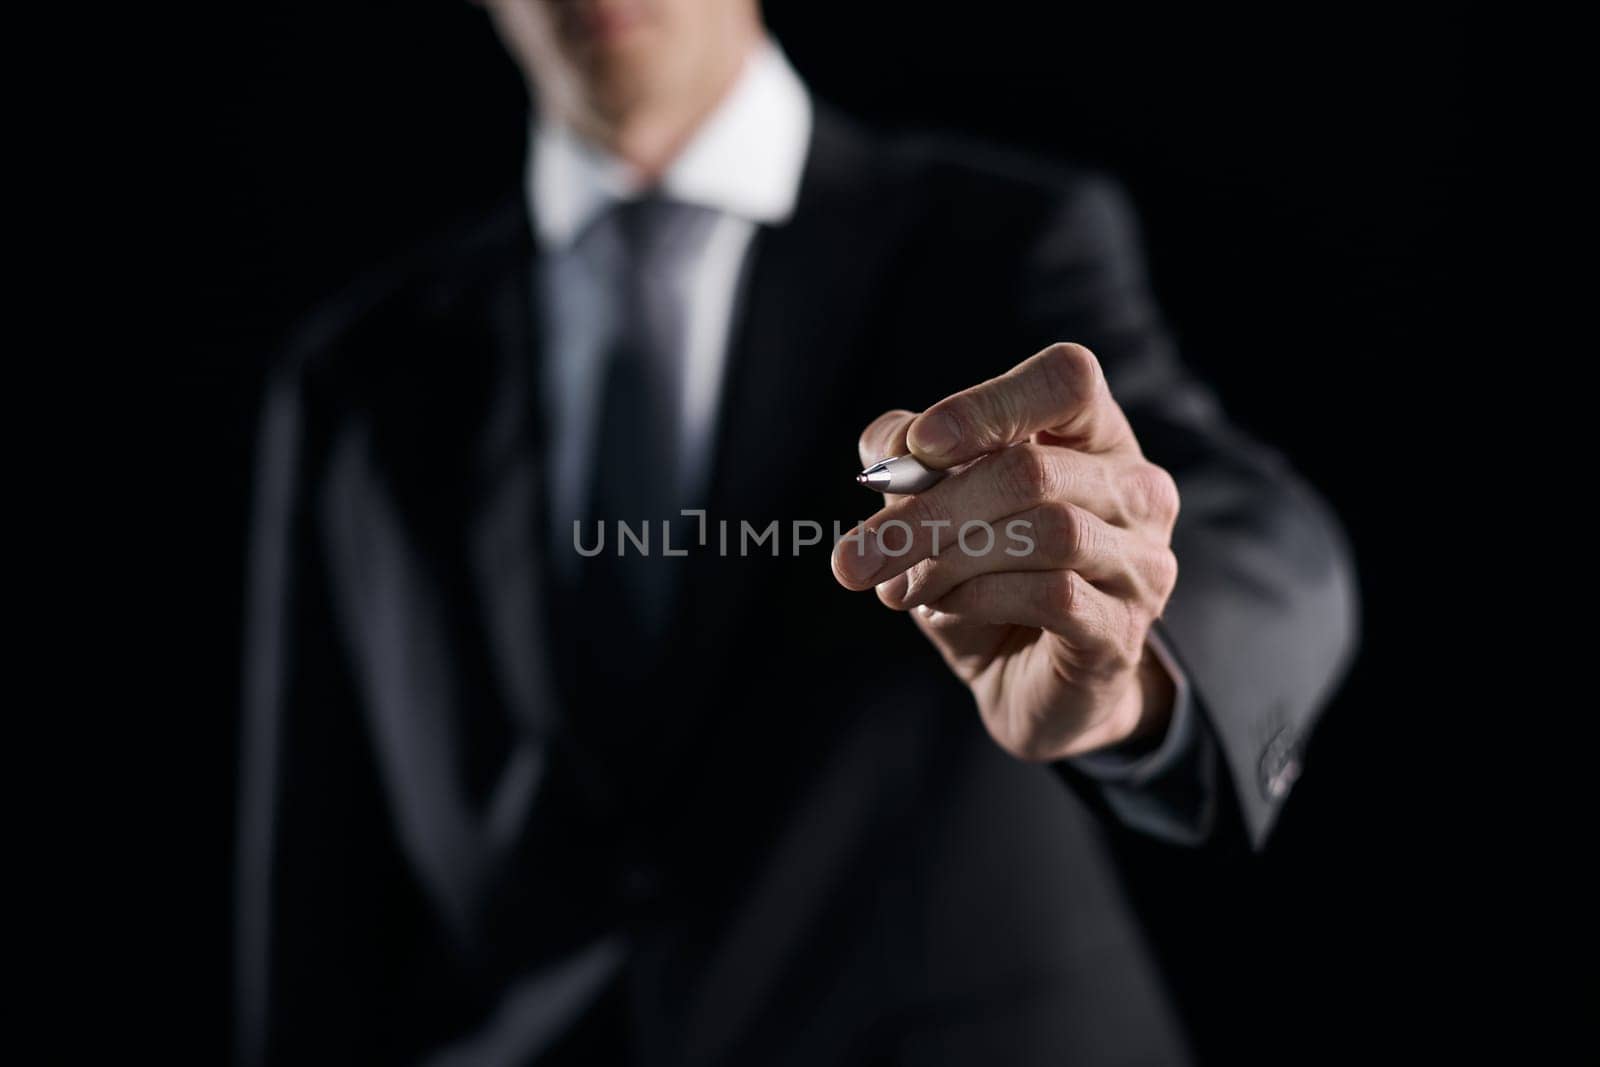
left=236, top=1, right=1358, bottom=1062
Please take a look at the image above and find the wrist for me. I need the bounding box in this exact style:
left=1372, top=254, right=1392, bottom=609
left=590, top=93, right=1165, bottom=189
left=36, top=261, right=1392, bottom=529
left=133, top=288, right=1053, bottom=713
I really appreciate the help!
left=1097, top=644, right=1177, bottom=757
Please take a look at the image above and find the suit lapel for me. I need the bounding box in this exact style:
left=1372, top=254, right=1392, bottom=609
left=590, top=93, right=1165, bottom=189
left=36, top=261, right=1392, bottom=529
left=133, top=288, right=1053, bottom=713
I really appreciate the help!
left=453, top=217, right=591, bottom=882
left=467, top=234, right=562, bottom=746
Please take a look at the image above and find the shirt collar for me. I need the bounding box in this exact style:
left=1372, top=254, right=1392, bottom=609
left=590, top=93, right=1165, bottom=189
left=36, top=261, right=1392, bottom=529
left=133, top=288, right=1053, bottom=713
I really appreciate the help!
left=528, top=40, right=813, bottom=249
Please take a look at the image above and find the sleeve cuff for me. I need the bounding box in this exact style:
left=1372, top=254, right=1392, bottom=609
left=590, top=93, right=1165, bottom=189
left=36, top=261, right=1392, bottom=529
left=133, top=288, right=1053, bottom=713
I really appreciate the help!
left=1070, top=627, right=1195, bottom=786
left=1062, top=625, right=1219, bottom=845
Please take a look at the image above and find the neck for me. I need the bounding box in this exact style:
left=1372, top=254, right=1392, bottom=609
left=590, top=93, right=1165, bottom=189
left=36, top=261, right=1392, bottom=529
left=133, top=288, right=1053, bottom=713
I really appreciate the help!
left=570, top=35, right=760, bottom=181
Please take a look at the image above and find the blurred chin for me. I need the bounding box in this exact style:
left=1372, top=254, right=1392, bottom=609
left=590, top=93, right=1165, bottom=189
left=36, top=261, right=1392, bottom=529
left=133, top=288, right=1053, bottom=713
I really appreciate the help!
left=583, top=60, right=657, bottom=119
left=558, top=0, right=656, bottom=53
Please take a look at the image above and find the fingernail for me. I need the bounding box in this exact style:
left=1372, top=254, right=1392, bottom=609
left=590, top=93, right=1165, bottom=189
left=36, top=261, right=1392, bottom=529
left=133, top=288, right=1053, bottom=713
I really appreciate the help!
left=910, top=411, right=960, bottom=458
left=877, top=572, right=910, bottom=605
left=839, top=529, right=886, bottom=584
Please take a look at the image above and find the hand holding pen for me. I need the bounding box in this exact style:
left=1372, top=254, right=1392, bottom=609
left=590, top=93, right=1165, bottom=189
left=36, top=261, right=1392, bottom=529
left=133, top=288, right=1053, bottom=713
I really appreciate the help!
left=834, top=343, right=1181, bottom=762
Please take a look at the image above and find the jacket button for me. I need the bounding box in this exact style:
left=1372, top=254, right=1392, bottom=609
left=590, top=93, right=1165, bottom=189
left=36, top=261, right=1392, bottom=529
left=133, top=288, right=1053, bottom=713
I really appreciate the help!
left=1259, top=725, right=1303, bottom=801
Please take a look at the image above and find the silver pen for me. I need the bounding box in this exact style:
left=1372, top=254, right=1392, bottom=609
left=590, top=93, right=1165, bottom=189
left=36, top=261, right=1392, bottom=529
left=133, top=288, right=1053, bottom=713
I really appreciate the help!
left=857, top=454, right=946, bottom=494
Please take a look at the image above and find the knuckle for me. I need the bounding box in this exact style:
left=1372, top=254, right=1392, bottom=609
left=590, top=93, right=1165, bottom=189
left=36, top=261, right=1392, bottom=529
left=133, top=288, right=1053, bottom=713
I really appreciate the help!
left=1128, top=462, right=1180, bottom=523
left=1038, top=342, right=1100, bottom=405
left=1042, top=570, right=1079, bottom=618
left=999, top=442, right=1056, bottom=505
left=1150, top=550, right=1179, bottom=602
left=1037, top=500, right=1085, bottom=562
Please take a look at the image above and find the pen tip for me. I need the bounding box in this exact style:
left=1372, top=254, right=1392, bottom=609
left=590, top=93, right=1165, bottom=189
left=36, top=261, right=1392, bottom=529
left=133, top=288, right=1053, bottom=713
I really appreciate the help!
left=857, top=469, right=894, bottom=492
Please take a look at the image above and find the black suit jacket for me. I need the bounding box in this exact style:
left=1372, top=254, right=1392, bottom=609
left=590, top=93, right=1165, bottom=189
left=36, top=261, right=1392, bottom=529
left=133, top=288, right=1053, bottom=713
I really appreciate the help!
left=237, top=107, right=1357, bottom=1065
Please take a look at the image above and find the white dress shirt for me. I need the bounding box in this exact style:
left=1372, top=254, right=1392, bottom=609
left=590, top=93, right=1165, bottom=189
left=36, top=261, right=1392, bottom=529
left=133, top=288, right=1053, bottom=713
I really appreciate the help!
left=530, top=40, right=811, bottom=561
left=524, top=40, right=1211, bottom=842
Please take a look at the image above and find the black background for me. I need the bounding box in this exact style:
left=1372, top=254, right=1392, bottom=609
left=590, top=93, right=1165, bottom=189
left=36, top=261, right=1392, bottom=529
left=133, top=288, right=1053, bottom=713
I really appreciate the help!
left=139, top=3, right=1496, bottom=1061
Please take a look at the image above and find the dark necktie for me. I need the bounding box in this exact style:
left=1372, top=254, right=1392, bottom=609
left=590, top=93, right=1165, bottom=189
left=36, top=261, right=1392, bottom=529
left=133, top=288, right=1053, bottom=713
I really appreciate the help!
left=577, top=195, right=718, bottom=692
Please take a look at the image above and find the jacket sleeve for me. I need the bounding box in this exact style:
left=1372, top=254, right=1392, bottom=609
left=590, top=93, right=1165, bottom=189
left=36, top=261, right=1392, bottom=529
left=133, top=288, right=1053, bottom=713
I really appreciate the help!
left=1018, top=176, right=1360, bottom=848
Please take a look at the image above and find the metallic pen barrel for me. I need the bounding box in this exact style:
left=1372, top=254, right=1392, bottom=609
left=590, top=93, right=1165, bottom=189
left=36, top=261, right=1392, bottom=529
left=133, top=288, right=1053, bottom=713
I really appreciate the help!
left=856, top=454, right=946, bottom=494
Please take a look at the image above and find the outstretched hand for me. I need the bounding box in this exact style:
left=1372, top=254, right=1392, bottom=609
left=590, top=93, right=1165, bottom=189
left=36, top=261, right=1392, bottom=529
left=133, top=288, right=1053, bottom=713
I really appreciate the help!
left=832, top=343, right=1180, bottom=761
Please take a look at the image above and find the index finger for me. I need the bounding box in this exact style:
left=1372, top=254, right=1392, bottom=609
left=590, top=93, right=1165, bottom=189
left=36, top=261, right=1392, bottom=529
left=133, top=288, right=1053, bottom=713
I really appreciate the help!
left=858, top=409, right=916, bottom=470
left=906, top=343, right=1138, bottom=467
